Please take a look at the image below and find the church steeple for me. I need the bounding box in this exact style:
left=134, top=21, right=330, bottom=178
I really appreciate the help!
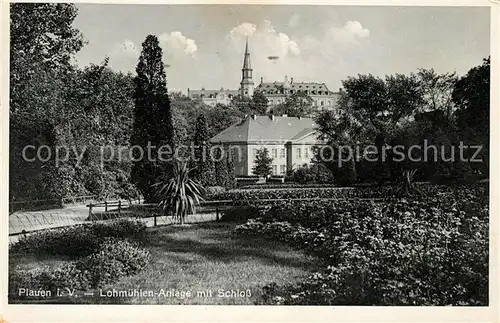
left=240, top=37, right=254, bottom=98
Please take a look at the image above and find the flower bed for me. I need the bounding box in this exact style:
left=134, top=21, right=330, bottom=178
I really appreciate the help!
left=235, top=184, right=489, bottom=305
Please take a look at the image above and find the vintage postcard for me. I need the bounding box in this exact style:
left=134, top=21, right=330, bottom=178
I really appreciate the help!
left=1, top=0, right=498, bottom=322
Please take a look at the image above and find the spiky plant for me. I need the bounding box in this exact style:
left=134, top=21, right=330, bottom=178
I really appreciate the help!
left=154, top=162, right=206, bottom=225
left=394, top=169, right=426, bottom=198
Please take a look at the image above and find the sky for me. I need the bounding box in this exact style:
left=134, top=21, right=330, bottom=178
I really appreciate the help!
left=72, top=4, right=490, bottom=93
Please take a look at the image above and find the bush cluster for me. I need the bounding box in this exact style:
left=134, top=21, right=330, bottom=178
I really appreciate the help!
left=10, top=219, right=147, bottom=258
left=235, top=184, right=488, bottom=306
left=10, top=238, right=151, bottom=299
left=238, top=183, right=339, bottom=190
left=9, top=220, right=151, bottom=300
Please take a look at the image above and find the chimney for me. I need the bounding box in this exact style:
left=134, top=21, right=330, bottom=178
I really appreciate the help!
left=261, top=77, right=263, bottom=84
left=290, top=77, right=293, bottom=84
left=269, top=114, right=275, bottom=121
left=251, top=114, right=257, bottom=120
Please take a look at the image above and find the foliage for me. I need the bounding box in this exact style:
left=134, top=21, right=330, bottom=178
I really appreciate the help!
left=238, top=183, right=338, bottom=190
left=9, top=238, right=151, bottom=298
left=131, top=35, right=175, bottom=202
left=273, top=91, right=314, bottom=117
left=10, top=3, right=84, bottom=102
left=154, top=161, right=205, bottom=224
left=205, top=104, right=245, bottom=138
left=235, top=184, right=488, bottom=305
left=287, top=163, right=334, bottom=184
left=417, top=68, right=458, bottom=118
left=250, top=91, right=270, bottom=114
left=452, top=57, right=490, bottom=176
left=252, top=148, right=273, bottom=177
left=10, top=219, right=147, bottom=257
left=191, top=114, right=216, bottom=186
left=393, top=169, right=426, bottom=197
left=76, top=238, right=151, bottom=288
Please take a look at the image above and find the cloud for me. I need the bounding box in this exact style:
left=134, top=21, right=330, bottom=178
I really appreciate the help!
left=228, top=20, right=300, bottom=58
left=343, top=20, right=370, bottom=38
left=228, top=22, right=257, bottom=38
left=330, top=20, right=370, bottom=45
left=159, top=31, right=198, bottom=56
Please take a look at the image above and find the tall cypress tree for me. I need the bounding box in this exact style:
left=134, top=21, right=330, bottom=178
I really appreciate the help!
left=192, top=113, right=215, bottom=186
left=131, top=35, right=175, bottom=201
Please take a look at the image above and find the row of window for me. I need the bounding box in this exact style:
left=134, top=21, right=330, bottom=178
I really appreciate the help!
left=260, top=89, right=329, bottom=95
left=252, top=148, right=310, bottom=159
left=271, top=165, right=287, bottom=175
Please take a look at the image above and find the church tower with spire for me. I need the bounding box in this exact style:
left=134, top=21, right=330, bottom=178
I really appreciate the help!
left=240, top=37, right=254, bottom=98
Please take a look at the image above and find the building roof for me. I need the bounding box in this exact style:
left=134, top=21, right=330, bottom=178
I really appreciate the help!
left=256, top=81, right=337, bottom=95
left=188, top=88, right=239, bottom=97
left=242, top=37, right=252, bottom=70
left=209, top=115, right=319, bottom=144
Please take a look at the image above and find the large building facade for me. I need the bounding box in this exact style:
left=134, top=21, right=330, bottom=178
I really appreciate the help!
left=209, top=115, right=321, bottom=176
left=188, top=39, right=340, bottom=112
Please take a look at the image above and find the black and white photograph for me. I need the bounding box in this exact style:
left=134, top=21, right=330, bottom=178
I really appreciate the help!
left=3, top=0, right=498, bottom=319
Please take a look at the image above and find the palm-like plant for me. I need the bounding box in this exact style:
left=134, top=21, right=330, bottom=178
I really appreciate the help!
left=154, top=161, right=206, bottom=225
left=394, top=169, right=426, bottom=198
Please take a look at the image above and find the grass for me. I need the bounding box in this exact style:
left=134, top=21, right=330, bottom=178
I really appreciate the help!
left=9, top=222, right=317, bottom=305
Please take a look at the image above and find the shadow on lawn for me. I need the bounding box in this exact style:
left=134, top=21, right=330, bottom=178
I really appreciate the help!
left=143, top=222, right=317, bottom=271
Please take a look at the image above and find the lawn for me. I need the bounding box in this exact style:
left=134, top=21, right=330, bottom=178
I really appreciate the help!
left=10, top=222, right=317, bottom=305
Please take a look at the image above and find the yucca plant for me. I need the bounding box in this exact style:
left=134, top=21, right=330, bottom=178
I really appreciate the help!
left=394, top=169, right=426, bottom=198
left=153, top=161, right=206, bottom=225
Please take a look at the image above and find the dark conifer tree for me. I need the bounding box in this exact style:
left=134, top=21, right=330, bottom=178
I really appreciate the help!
left=131, top=35, right=175, bottom=201
left=192, top=113, right=215, bottom=186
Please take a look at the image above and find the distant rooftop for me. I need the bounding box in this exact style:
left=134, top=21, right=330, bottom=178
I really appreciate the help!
left=209, top=115, right=319, bottom=144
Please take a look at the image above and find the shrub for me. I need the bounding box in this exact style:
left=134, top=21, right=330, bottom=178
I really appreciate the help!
left=9, top=238, right=151, bottom=299
left=237, top=184, right=489, bottom=305
left=75, top=239, right=151, bottom=288
left=10, top=219, right=147, bottom=258
left=205, top=186, right=226, bottom=195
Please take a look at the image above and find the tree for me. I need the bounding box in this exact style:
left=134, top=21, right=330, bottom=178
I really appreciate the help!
left=252, top=148, right=273, bottom=177
left=205, top=104, right=245, bottom=138
left=452, top=57, right=490, bottom=176
left=9, top=3, right=85, bottom=202
left=275, top=91, right=314, bottom=117
left=417, top=68, right=458, bottom=118
left=191, top=114, right=216, bottom=186
left=131, top=35, right=176, bottom=201
left=154, top=161, right=205, bottom=225
left=230, top=94, right=252, bottom=113
left=10, top=3, right=84, bottom=110
left=250, top=91, right=269, bottom=115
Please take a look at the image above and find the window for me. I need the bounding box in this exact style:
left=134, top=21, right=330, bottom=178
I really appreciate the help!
left=272, top=148, right=278, bottom=158
left=272, top=165, right=277, bottom=175
left=280, top=148, right=286, bottom=158
left=280, top=165, right=286, bottom=174
left=297, top=148, right=302, bottom=158
left=305, top=148, right=309, bottom=158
